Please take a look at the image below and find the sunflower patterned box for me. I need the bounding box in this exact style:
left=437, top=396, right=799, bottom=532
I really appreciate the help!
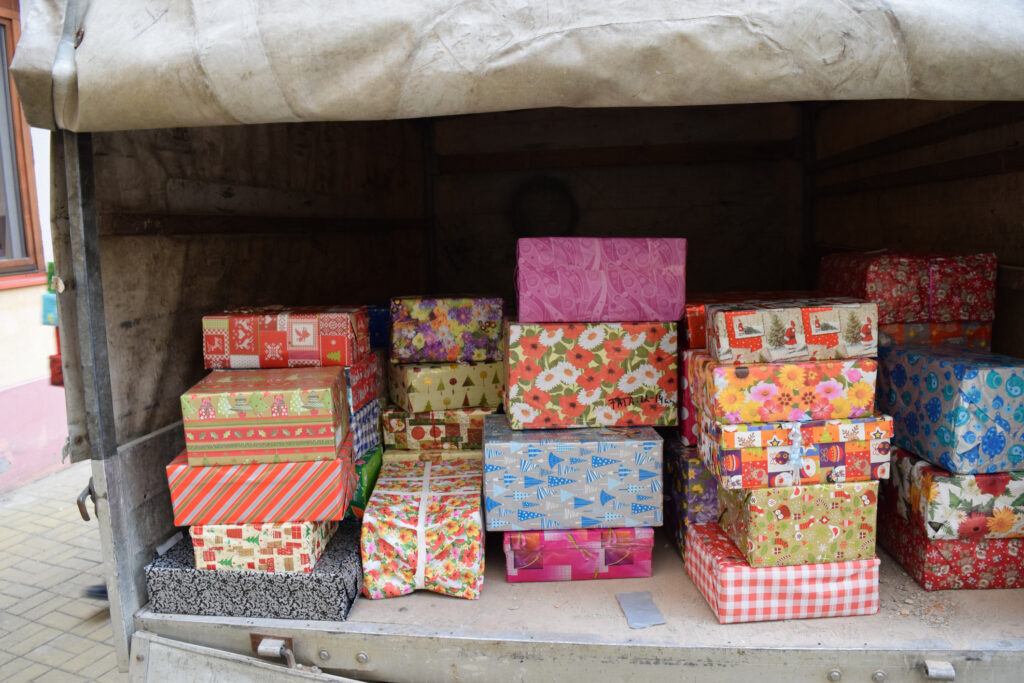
left=181, top=368, right=348, bottom=466
left=389, top=362, right=504, bottom=413
left=347, top=445, right=383, bottom=521
left=718, top=481, right=878, bottom=568
left=699, top=412, right=893, bottom=490
left=503, top=527, right=654, bottom=582
left=890, top=447, right=1024, bottom=540
left=878, top=345, right=1024, bottom=474
left=189, top=521, right=337, bottom=573
left=685, top=523, right=880, bottom=624
left=382, top=405, right=493, bottom=450
left=689, top=354, right=877, bottom=426
left=390, top=296, right=504, bottom=363
left=361, top=452, right=484, bottom=600
left=505, top=321, right=678, bottom=429
left=706, top=298, right=878, bottom=364
left=202, top=306, right=370, bottom=369
left=879, top=321, right=992, bottom=351
left=483, top=414, right=663, bottom=531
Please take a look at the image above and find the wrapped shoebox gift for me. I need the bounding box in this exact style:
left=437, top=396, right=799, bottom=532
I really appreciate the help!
left=505, top=321, right=678, bottom=429
left=351, top=398, right=381, bottom=457
left=361, top=452, right=484, bottom=600
left=878, top=493, right=1024, bottom=590
left=483, top=414, right=663, bottom=531
left=680, top=350, right=699, bottom=446
left=202, top=306, right=370, bottom=369
left=166, top=433, right=357, bottom=525
left=706, top=298, right=878, bottom=364
left=689, top=354, right=877, bottom=426
left=879, top=321, right=992, bottom=351
left=890, top=447, right=1024, bottom=540
left=685, top=524, right=880, bottom=624
left=879, top=345, right=1024, bottom=474
left=663, top=438, right=718, bottom=558
left=181, top=367, right=348, bottom=466
left=366, top=304, right=391, bottom=349
left=818, top=251, right=997, bottom=324
left=347, top=445, right=383, bottom=521
left=390, top=296, right=504, bottom=363
left=700, top=413, right=893, bottom=490
left=503, top=528, right=655, bottom=582
left=684, top=291, right=811, bottom=350
left=718, top=481, right=879, bottom=568
left=516, top=237, right=686, bottom=323
left=383, top=405, right=492, bottom=450
left=389, top=361, right=504, bottom=413
left=189, top=521, right=337, bottom=573
left=344, top=351, right=381, bottom=415
left=146, top=519, right=362, bottom=619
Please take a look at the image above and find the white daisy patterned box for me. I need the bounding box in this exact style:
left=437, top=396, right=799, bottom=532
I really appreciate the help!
left=483, top=414, right=663, bottom=531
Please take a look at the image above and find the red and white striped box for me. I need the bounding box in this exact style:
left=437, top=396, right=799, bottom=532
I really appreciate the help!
left=685, top=523, right=879, bottom=624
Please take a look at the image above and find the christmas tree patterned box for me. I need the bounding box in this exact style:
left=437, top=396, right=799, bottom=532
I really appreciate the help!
left=382, top=405, right=493, bottom=450
left=688, top=353, right=877, bottom=426
left=699, top=411, right=893, bottom=490
left=706, top=298, right=877, bottom=364
left=181, top=367, right=348, bottom=466
left=879, top=321, right=992, bottom=351
left=390, top=296, right=504, bottom=363
left=350, top=397, right=381, bottom=458
left=878, top=345, right=1024, bottom=474
left=505, top=321, right=678, bottom=429
left=389, top=362, right=504, bottom=413
left=718, top=480, right=878, bottom=568
left=189, top=521, right=337, bottom=573
left=890, top=447, right=1024, bottom=540
left=347, top=445, right=383, bottom=521
left=503, top=528, right=655, bottom=582
left=202, top=306, right=370, bottom=369
left=361, top=452, right=484, bottom=600
left=483, top=414, right=663, bottom=531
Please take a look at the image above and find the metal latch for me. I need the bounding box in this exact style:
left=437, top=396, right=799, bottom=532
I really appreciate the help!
left=253, top=635, right=321, bottom=674
left=77, top=477, right=97, bottom=521
left=922, top=660, right=956, bottom=680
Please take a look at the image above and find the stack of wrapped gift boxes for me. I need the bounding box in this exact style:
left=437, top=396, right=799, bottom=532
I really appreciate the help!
left=485, top=237, right=685, bottom=582
left=685, top=298, right=892, bottom=623
left=360, top=297, right=504, bottom=600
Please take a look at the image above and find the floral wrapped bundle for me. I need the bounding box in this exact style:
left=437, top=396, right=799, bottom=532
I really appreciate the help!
left=390, top=296, right=504, bottom=363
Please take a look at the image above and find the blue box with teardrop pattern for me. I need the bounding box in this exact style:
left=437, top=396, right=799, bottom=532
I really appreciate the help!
left=879, top=345, right=1024, bottom=474
left=482, top=414, right=663, bottom=531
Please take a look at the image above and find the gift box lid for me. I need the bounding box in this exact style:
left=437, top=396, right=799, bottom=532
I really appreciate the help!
left=503, top=527, right=655, bottom=552
left=183, top=367, right=344, bottom=398
left=484, top=413, right=660, bottom=446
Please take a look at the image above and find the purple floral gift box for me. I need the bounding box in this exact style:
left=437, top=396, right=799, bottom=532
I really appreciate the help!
left=390, top=297, right=504, bottom=363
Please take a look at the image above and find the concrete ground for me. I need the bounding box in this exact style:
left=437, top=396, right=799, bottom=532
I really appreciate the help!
left=0, top=460, right=127, bottom=682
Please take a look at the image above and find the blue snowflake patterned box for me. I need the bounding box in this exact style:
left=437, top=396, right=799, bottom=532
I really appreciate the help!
left=879, top=345, right=1024, bottom=474
left=482, top=414, right=663, bottom=531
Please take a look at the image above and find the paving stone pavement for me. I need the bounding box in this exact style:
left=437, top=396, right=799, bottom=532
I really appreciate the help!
left=0, top=460, right=128, bottom=682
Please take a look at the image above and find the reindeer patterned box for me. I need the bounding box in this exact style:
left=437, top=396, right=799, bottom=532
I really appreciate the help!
left=718, top=481, right=878, bottom=568
left=706, top=298, right=877, bottom=364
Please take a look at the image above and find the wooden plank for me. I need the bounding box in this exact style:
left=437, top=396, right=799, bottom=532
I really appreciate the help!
left=100, top=213, right=425, bottom=236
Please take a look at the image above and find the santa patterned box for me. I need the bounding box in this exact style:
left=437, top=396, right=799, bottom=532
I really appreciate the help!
left=189, top=521, right=337, bottom=573
left=181, top=368, right=348, bottom=466
left=483, top=414, right=663, bottom=531
left=390, top=296, right=504, bottom=363
left=516, top=237, right=686, bottom=323
left=389, top=362, right=503, bottom=413
left=688, top=353, right=877, bottom=426
left=347, top=445, right=383, bottom=521
left=699, top=413, right=893, bottom=490
left=879, top=321, right=992, bottom=351
left=361, top=452, right=484, bottom=600
left=818, top=251, right=997, bottom=324
left=685, top=523, right=879, bottom=623
left=718, top=481, right=879, bottom=568
left=382, top=405, right=493, bottom=450
left=878, top=345, right=1024, bottom=474
left=202, top=306, right=370, bottom=369
left=166, top=432, right=357, bottom=525
left=503, top=528, right=654, bottom=582
left=705, top=298, right=877, bottom=364
left=890, top=447, right=1024, bottom=540
left=505, top=321, right=678, bottom=429
left=684, top=292, right=812, bottom=350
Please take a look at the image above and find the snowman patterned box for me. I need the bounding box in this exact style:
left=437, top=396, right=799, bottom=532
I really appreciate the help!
left=878, top=345, right=1024, bottom=474
left=718, top=481, right=879, bottom=568
left=483, top=414, right=663, bottom=531
left=705, top=298, right=878, bottom=364
left=181, top=367, right=348, bottom=466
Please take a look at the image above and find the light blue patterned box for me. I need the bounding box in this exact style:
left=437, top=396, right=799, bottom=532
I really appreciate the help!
left=879, top=345, right=1024, bottom=474
left=351, top=398, right=381, bottom=458
left=483, top=414, right=663, bottom=531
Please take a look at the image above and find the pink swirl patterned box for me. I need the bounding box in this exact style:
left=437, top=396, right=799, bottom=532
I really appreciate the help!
left=516, top=238, right=687, bottom=323
left=503, top=528, right=654, bottom=582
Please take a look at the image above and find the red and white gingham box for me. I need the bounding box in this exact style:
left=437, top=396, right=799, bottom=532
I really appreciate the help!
left=685, top=524, right=880, bottom=624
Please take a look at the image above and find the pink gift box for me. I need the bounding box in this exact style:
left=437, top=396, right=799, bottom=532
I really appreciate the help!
left=516, top=237, right=686, bottom=323
left=503, top=528, right=654, bottom=582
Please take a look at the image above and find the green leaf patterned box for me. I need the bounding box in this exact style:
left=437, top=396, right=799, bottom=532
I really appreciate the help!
left=388, top=362, right=504, bottom=413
